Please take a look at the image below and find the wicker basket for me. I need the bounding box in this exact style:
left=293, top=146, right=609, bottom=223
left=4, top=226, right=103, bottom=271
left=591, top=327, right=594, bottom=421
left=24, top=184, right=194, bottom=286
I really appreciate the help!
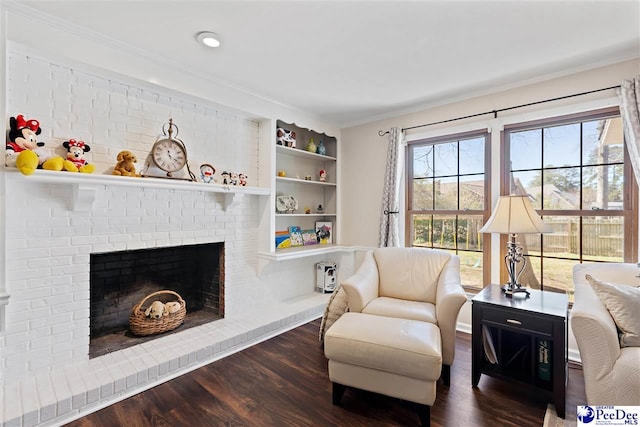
left=129, top=290, right=187, bottom=336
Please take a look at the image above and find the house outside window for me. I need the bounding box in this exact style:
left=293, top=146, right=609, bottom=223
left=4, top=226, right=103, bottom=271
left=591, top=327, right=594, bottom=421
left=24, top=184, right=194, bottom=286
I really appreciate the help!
left=406, top=131, right=490, bottom=289
left=503, top=107, right=637, bottom=294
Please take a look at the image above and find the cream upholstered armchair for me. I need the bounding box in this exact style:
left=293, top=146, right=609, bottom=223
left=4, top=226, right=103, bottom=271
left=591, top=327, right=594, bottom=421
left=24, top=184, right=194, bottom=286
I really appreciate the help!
left=340, top=247, right=467, bottom=384
left=571, top=263, right=640, bottom=405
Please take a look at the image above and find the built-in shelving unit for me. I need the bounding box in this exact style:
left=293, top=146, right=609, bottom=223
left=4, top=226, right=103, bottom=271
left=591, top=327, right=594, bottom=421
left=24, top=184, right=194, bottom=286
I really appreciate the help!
left=257, top=120, right=339, bottom=259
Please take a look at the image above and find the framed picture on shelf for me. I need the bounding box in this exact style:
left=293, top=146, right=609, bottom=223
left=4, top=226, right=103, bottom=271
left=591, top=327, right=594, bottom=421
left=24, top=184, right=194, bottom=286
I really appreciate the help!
left=288, top=226, right=304, bottom=247
left=315, top=221, right=332, bottom=244
left=302, top=229, right=318, bottom=246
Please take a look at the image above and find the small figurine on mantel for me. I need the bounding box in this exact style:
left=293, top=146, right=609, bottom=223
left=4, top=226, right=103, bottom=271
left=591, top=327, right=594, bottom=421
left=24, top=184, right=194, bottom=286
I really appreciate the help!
left=200, top=163, right=216, bottom=183
left=62, top=139, right=95, bottom=173
left=113, top=150, right=140, bottom=177
left=319, top=169, right=327, bottom=182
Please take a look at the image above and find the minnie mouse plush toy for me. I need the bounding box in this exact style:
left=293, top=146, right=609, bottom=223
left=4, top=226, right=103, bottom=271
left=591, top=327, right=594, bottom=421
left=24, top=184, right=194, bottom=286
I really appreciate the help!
left=62, top=139, right=95, bottom=173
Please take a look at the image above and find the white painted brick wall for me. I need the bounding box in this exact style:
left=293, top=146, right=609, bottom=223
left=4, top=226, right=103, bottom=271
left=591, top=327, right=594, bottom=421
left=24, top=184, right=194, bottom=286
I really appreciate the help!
left=2, top=51, right=310, bottom=384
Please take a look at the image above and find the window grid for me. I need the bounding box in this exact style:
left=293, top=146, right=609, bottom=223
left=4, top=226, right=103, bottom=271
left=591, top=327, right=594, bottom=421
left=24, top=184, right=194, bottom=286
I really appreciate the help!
left=407, top=131, right=490, bottom=289
left=504, top=108, right=636, bottom=293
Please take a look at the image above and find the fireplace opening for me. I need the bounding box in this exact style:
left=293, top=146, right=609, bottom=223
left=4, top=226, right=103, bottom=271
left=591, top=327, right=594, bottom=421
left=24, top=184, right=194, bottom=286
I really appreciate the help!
left=89, top=242, right=224, bottom=358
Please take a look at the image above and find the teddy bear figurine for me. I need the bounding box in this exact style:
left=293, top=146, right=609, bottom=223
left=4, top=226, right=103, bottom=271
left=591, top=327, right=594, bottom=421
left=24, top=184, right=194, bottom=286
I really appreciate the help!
left=62, top=139, right=95, bottom=173
left=112, top=150, right=140, bottom=177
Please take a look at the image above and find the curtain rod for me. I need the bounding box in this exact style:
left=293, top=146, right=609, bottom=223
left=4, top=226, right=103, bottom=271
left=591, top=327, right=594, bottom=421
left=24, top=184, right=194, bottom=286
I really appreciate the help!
left=377, top=84, right=621, bottom=136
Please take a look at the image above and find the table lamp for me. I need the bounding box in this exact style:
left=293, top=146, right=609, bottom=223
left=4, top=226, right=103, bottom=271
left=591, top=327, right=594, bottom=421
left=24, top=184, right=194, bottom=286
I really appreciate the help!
left=480, top=195, right=553, bottom=297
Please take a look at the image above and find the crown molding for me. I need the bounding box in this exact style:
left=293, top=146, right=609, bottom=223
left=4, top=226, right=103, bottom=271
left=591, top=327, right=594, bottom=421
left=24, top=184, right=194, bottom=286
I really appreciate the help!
left=1, top=0, right=320, bottom=122
left=340, top=41, right=639, bottom=130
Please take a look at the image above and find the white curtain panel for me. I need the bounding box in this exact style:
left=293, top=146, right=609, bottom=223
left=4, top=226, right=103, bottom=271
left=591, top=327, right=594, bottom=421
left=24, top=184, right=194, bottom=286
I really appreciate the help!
left=619, top=74, right=640, bottom=185
left=379, top=127, right=403, bottom=247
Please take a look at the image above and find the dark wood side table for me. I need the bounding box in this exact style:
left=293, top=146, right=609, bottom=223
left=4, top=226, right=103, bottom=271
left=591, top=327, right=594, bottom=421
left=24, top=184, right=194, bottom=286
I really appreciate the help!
left=472, top=284, right=568, bottom=418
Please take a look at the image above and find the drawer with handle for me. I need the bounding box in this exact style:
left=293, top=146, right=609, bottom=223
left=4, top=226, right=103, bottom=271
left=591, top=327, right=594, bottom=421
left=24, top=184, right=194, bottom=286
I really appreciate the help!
left=482, top=307, right=553, bottom=335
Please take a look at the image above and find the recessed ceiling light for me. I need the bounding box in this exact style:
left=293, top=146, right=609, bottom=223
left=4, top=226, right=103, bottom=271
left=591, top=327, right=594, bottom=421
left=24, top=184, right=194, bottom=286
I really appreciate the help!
left=196, top=31, right=221, bottom=48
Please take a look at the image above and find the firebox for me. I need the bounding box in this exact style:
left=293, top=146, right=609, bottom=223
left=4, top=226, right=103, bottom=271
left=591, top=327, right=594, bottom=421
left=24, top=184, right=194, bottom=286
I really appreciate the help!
left=89, top=242, right=224, bottom=358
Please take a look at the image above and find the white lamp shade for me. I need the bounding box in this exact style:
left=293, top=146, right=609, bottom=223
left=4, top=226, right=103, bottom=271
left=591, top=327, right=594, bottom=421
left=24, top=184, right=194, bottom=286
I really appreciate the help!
left=479, top=195, right=553, bottom=234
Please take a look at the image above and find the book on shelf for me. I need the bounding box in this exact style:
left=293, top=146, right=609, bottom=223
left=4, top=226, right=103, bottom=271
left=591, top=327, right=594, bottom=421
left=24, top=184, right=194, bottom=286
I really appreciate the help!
left=288, top=226, right=304, bottom=247
left=537, top=339, right=551, bottom=381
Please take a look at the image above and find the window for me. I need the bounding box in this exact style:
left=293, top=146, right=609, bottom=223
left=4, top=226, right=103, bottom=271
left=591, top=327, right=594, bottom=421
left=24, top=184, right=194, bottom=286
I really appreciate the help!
left=504, top=107, right=637, bottom=294
left=406, top=131, right=490, bottom=289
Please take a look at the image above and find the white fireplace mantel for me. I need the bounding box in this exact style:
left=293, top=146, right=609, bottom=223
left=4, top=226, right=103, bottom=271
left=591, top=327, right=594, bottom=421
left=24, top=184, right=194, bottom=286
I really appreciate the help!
left=0, top=292, right=9, bottom=332
left=5, top=169, right=270, bottom=211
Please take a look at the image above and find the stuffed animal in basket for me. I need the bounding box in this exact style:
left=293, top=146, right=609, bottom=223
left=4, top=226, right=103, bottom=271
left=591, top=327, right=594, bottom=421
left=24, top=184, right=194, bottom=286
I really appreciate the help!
left=112, top=150, right=140, bottom=177
left=6, top=114, right=67, bottom=175
left=164, top=301, right=181, bottom=314
left=145, top=300, right=166, bottom=319
left=62, top=139, right=95, bottom=173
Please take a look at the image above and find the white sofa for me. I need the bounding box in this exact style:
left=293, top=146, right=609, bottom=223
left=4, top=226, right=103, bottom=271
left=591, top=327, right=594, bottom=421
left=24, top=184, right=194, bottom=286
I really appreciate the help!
left=571, top=263, right=640, bottom=405
left=340, top=247, right=467, bottom=385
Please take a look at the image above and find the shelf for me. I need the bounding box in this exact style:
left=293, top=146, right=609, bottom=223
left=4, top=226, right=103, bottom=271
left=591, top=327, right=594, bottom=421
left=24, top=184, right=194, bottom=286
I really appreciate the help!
left=276, top=145, right=336, bottom=161
left=258, top=244, right=356, bottom=262
left=6, top=169, right=270, bottom=211
left=276, top=177, right=336, bottom=186
left=276, top=214, right=336, bottom=217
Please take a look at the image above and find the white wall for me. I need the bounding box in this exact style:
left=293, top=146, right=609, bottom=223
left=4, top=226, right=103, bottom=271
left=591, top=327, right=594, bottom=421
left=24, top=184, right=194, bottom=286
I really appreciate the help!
left=3, top=6, right=340, bottom=139
left=341, top=58, right=639, bottom=247
left=340, top=57, right=640, bottom=360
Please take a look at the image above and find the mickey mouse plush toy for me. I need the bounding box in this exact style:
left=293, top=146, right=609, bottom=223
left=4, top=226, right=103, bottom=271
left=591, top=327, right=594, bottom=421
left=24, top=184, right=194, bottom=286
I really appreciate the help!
left=7, top=114, right=44, bottom=154
left=6, top=114, right=46, bottom=174
left=6, top=114, right=66, bottom=175
left=62, top=139, right=95, bottom=173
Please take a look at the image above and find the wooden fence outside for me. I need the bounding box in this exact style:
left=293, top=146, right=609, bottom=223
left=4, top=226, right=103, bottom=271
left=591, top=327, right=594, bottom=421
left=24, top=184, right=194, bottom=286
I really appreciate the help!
left=413, top=216, right=623, bottom=258
left=525, top=219, right=623, bottom=257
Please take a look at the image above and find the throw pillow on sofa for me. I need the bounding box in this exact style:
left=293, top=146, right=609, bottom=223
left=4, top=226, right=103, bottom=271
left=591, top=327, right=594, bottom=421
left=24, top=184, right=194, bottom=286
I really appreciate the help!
left=585, top=274, right=640, bottom=347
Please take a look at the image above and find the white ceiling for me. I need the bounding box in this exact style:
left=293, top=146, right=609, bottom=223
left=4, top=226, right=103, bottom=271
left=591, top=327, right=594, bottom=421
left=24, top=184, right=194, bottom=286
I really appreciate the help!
left=15, top=0, right=640, bottom=127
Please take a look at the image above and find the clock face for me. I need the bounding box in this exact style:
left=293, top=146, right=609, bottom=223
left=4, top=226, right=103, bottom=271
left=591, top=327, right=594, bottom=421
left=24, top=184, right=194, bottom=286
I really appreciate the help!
left=152, top=138, right=187, bottom=173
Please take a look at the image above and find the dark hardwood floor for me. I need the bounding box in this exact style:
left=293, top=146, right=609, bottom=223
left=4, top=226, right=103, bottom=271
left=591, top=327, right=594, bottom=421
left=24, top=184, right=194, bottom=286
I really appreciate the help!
left=65, top=319, right=585, bottom=426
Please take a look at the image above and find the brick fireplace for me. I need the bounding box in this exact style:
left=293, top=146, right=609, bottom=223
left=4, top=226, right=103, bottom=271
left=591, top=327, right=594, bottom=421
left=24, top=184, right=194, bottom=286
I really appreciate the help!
left=89, top=243, right=225, bottom=358
left=1, top=48, right=338, bottom=427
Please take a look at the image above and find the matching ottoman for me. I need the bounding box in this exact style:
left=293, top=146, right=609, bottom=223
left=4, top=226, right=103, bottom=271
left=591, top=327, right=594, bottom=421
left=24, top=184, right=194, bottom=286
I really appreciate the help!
left=324, top=312, right=442, bottom=426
